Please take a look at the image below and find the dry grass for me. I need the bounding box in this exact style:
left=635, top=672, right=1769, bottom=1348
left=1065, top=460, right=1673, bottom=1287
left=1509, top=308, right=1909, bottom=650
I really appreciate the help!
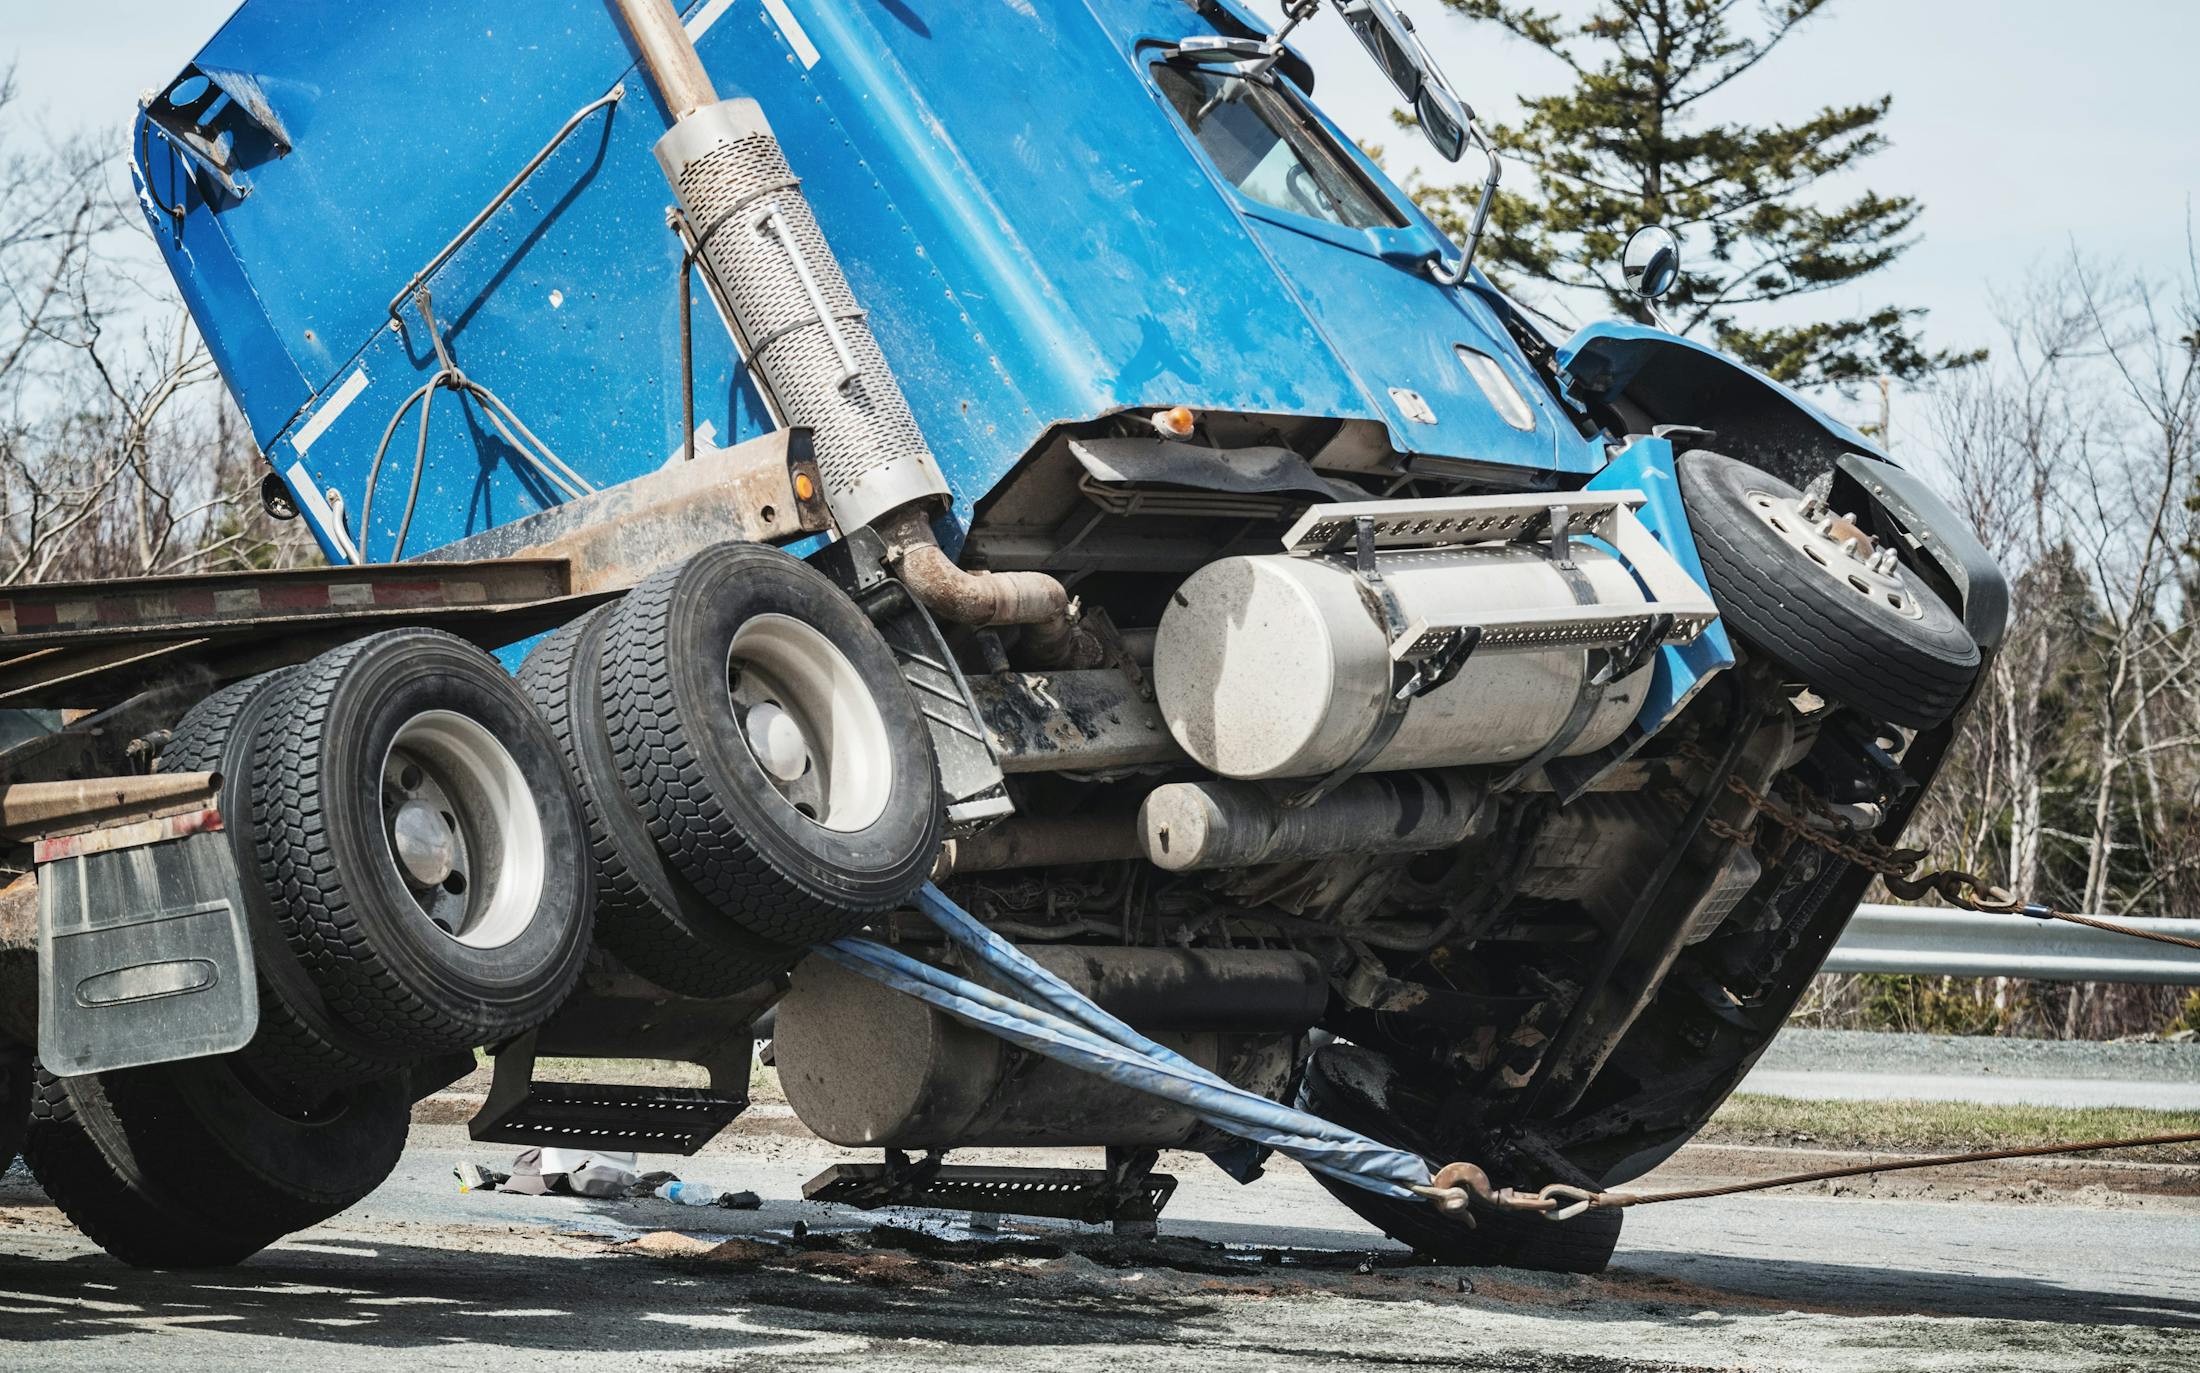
left=1703, top=1093, right=2200, bottom=1163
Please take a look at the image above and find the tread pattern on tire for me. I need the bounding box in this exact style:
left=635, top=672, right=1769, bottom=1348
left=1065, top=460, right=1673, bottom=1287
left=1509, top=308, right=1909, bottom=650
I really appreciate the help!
left=250, top=630, right=583, bottom=1054
left=1681, top=451, right=1979, bottom=728
left=23, top=1067, right=282, bottom=1268
left=162, top=674, right=399, bottom=1089
left=601, top=557, right=880, bottom=945
left=518, top=607, right=793, bottom=996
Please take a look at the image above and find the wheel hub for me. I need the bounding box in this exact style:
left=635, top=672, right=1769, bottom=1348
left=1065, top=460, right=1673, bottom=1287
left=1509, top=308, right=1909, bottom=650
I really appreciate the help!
left=744, top=700, right=812, bottom=782
left=725, top=613, right=894, bottom=833
left=1745, top=479, right=1924, bottom=622
left=390, top=798, right=458, bottom=886
left=379, top=711, right=546, bottom=950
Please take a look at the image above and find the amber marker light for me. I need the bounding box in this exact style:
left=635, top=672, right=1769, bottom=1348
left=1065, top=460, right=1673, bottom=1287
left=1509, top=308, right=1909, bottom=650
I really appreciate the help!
left=793, top=471, right=817, bottom=501
left=1150, top=405, right=1197, bottom=438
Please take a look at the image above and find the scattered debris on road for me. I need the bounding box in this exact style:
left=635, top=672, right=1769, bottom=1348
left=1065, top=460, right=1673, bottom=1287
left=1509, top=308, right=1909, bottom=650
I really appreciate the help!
left=456, top=1147, right=761, bottom=1209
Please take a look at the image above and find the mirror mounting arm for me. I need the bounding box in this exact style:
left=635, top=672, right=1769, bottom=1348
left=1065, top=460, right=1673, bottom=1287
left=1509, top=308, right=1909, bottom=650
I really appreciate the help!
left=1427, top=124, right=1501, bottom=287
left=1172, top=0, right=1321, bottom=81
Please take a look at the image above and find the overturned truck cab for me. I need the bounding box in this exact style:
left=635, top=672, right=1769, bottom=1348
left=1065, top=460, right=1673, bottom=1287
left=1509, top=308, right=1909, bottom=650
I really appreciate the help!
left=0, top=0, right=2004, bottom=1272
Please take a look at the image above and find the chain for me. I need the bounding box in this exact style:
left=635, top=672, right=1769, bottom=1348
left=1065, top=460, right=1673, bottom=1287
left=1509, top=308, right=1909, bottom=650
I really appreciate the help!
left=1665, top=742, right=2200, bottom=952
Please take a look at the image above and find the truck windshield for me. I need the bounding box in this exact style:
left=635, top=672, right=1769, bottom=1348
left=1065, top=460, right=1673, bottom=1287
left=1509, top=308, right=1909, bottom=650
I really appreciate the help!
left=1153, top=62, right=1402, bottom=231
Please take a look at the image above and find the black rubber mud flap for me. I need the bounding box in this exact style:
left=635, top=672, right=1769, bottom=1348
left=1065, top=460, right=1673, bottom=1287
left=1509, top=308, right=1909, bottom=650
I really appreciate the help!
left=36, top=825, right=258, bottom=1078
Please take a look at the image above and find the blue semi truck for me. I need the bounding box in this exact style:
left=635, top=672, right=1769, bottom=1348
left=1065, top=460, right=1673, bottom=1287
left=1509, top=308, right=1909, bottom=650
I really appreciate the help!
left=0, top=0, right=2004, bottom=1272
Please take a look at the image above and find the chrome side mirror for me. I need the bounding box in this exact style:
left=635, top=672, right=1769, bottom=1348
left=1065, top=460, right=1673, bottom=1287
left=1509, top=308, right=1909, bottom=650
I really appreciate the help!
left=1412, top=75, right=1469, bottom=163
left=1621, top=225, right=1681, bottom=301
left=1338, top=0, right=1470, bottom=162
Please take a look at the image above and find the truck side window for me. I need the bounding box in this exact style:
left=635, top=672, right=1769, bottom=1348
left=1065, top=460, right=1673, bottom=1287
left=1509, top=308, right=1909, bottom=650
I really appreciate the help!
left=1153, top=62, right=1403, bottom=231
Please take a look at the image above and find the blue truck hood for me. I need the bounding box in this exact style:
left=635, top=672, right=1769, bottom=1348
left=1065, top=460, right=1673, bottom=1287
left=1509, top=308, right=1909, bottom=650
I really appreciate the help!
left=137, top=0, right=1599, bottom=561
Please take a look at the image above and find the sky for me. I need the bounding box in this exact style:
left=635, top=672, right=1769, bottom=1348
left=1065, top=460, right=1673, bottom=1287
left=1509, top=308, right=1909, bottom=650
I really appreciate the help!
left=6, top=0, right=2198, bottom=439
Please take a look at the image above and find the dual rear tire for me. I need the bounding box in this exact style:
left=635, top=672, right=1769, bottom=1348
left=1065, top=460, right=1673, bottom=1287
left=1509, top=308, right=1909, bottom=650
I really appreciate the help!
left=27, top=544, right=941, bottom=1266
left=252, top=630, right=593, bottom=1053
left=519, top=541, right=942, bottom=994
left=597, top=542, right=942, bottom=945
left=27, top=629, right=592, bottom=1267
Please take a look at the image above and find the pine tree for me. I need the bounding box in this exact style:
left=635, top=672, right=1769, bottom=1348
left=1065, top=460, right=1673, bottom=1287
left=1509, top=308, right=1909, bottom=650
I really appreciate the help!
left=1426, top=0, right=1974, bottom=389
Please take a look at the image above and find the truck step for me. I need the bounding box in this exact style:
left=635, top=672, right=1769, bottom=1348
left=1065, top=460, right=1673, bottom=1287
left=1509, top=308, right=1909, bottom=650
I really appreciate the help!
left=466, top=989, right=769, bottom=1156
left=466, top=1080, right=745, bottom=1156
left=803, top=1153, right=1177, bottom=1232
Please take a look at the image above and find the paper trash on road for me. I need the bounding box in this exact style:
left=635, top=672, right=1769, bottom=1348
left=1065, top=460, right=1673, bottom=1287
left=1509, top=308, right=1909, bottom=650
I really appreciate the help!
left=501, top=1147, right=641, bottom=1198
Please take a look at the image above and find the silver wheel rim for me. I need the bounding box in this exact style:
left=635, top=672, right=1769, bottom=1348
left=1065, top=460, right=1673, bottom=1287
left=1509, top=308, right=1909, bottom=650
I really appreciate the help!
left=1746, top=488, right=1926, bottom=622
left=380, top=709, right=545, bottom=950
left=726, top=613, right=893, bottom=834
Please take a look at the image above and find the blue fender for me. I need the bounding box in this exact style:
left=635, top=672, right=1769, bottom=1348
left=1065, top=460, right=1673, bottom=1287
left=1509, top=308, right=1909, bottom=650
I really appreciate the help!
left=1585, top=436, right=1734, bottom=739
left=1559, top=322, right=1885, bottom=485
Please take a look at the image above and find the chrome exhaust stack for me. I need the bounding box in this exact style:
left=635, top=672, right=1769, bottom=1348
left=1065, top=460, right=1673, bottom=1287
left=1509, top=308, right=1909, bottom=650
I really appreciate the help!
left=612, top=0, right=1089, bottom=661
left=628, top=33, right=950, bottom=531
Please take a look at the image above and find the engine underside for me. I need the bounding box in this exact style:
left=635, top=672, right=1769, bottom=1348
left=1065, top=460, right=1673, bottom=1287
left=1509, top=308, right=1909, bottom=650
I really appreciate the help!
left=773, top=404, right=1971, bottom=1202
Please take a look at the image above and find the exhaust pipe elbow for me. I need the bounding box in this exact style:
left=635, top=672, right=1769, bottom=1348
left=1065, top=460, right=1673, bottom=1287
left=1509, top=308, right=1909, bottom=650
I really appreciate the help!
left=896, top=539, right=1067, bottom=626
left=878, top=508, right=1103, bottom=668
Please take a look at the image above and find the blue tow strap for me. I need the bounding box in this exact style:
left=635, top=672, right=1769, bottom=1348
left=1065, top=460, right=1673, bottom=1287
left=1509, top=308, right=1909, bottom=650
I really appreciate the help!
left=815, top=883, right=1436, bottom=1204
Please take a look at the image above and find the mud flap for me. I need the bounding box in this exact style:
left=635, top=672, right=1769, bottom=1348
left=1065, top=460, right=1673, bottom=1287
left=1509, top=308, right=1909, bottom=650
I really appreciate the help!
left=811, top=528, right=1013, bottom=834
left=36, top=820, right=257, bottom=1076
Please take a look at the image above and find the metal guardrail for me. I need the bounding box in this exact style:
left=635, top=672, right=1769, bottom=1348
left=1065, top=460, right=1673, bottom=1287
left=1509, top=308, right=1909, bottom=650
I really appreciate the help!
left=1826, top=903, right=2200, bottom=985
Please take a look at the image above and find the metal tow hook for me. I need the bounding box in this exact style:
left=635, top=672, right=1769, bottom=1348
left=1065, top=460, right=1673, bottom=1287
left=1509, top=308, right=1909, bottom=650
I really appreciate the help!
left=1410, top=1161, right=1579, bottom=1226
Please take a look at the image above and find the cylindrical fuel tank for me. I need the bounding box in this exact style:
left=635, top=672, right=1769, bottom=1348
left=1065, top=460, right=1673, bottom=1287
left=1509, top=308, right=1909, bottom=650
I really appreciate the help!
left=774, top=946, right=1321, bottom=1150
left=1153, top=545, right=1653, bottom=780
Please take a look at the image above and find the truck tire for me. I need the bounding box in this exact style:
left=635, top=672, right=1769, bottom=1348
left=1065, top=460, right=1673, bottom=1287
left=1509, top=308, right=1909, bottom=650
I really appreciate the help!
left=1679, top=451, right=1979, bottom=728
left=0, top=1056, right=26, bottom=1170
left=23, top=1057, right=407, bottom=1267
left=600, top=543, right=942, bottom=945
left=519, top=606, right=797, bottom=996
left=161, top=673, right=405, bottom=1091
left=1297, top=1044, right=1623, bottom=1274
left=251, top=629, right=593, bottom=1055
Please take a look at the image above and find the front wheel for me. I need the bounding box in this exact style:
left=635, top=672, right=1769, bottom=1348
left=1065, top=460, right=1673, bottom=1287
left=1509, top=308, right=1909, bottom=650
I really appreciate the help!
left=1679, top=450, right=1979, bottom=728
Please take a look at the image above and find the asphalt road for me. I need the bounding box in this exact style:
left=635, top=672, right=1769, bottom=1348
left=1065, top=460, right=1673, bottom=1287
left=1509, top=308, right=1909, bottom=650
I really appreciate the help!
left=1740, top=1028, right=2200, bottom=1109
left=4, top=1120, right=2197, bottom=1372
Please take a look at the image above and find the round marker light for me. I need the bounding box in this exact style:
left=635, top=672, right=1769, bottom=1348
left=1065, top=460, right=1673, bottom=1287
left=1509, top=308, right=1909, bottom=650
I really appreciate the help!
left=1150, top=405, right=1197, bottom=438
left=793, top=471, right=817, bottom=501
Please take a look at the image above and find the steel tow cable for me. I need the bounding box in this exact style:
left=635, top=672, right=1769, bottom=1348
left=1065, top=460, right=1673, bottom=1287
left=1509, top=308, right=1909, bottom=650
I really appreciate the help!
left=1427, top=1132, right=2200, bottom=1222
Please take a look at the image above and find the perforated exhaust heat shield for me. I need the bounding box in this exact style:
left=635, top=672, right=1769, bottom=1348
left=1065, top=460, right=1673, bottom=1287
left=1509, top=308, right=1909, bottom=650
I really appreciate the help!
left=656, top=100, right=950, bottom=532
